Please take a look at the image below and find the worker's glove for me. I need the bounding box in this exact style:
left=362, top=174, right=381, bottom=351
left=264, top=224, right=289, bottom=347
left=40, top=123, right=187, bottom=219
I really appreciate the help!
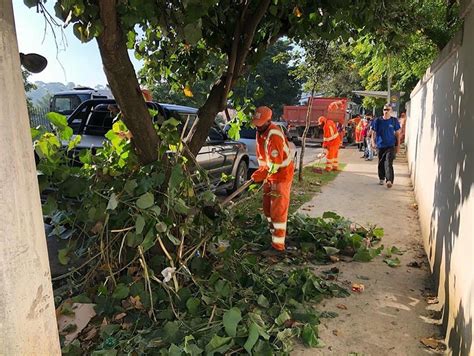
left=251, top=168, right=268, bottom=183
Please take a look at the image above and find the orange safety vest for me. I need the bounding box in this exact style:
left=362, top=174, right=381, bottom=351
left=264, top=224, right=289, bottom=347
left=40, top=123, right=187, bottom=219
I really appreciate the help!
left=322, top=119, right=341, bottom=147
left=256, top=123, right=294, bottom=182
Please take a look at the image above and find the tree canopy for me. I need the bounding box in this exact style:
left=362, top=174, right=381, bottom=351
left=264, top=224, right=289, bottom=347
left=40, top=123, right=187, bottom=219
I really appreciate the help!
left=25, top=0, right=386, bottom=163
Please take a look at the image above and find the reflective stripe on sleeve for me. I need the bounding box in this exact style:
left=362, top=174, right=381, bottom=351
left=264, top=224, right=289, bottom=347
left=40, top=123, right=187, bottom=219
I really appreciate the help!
left=264, top=129, right=292, bottom=169
left=323, top=132, right=339, bottom=141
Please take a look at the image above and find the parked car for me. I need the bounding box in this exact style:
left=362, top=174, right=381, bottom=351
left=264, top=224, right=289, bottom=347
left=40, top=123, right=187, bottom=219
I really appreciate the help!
left=62, top=99, right=249, bottom=192
left=50, top=87, right=113, bottom=117
left=227, top=121, right=298, bottom=174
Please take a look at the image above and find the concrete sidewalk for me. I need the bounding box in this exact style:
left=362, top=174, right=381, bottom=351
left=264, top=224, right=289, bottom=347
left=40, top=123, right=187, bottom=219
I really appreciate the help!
left=294, top=147, right=441, bottom=355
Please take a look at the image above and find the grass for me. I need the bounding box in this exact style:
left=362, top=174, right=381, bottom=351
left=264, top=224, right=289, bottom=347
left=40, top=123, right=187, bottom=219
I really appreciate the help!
left=233, top=162, right=346, bottom=216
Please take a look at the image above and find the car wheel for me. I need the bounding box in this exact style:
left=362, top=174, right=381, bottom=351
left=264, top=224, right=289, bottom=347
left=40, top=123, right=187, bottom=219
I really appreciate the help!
left=229, top=159, right=248, bottom=193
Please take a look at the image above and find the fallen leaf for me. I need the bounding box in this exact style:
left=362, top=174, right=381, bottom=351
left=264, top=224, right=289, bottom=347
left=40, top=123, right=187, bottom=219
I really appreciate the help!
left=82, top=326, right=98, bottom=341
left=114, top=312, right=127, bottom=321
left=332, top=329, right=339, bottom=336
left=351, top=283, right=365, bottom=292
left=57, top=303, right=96, bottom=345
left=407, top=261, right=422, bottom=268
left=283, top=319, right=298, bottom=328
left=336, top=304, right=347, bottom=310
left=420, top=337, right=446, bottom=350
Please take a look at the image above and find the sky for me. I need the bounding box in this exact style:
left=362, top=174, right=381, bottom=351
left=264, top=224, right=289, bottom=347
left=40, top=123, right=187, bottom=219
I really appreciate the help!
left=13, top=1, right=141, bottom=87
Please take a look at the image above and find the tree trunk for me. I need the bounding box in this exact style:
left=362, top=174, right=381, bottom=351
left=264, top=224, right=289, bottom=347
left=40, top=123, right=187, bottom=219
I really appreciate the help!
left=298, top=87, right=315, bottom=182
left=96, top=0, right=159, bottom=164
left=0, top=1, right=60, bottom=354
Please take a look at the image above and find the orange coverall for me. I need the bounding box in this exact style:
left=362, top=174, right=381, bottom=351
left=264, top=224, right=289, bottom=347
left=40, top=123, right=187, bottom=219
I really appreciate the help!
left=251, top=123, right=295, bottom=251
left=322, top=119, right=342, bottom=171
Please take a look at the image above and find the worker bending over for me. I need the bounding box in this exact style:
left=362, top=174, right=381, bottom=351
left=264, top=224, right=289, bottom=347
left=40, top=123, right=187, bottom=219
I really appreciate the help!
left=251, top=106, right=295, bottom=252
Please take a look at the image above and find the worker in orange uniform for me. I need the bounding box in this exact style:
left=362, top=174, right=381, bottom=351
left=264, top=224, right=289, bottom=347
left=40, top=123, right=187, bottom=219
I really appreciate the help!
left=318, top=116, right=342, bottom=171
left=251, top=106, right=295, bottom=252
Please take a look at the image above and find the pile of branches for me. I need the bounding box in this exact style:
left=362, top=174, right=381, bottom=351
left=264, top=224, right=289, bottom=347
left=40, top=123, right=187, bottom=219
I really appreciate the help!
left=35, top=114, right=383, bottom=355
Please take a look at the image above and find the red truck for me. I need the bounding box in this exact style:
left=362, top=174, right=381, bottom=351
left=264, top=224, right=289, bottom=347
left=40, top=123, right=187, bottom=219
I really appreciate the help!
left=282, top=97, right=350, bottom=145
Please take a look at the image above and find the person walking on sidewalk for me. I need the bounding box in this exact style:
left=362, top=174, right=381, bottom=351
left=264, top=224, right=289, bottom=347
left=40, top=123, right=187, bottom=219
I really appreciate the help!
left=251, top=106, right=295, bottom=252
left=371, top=104, right=401, bottom=188
left=318, top=116, right=342, bottom=172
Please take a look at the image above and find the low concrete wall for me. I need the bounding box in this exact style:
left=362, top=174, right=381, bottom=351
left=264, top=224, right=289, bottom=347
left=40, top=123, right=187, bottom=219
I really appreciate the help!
left=406, top=1, right=474, bottom=354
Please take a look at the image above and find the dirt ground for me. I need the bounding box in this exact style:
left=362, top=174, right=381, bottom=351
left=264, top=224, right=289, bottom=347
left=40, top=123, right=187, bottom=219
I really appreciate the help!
left=293, top=147, right=442, bottom=355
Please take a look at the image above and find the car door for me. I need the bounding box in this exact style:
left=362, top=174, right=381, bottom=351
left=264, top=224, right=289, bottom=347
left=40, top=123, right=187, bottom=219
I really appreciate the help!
left=205, top=124, right=227, bottom=183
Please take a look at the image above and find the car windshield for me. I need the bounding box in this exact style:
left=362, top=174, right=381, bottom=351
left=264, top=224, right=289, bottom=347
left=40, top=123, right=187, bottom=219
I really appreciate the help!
left=51, top=95, right=84, bottom=115
left=239, top=127, right=256, bottom=139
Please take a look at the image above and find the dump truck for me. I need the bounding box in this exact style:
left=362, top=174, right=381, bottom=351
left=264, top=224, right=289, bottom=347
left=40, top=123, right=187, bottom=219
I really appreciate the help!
left=282, top=97, right=353, bottom=144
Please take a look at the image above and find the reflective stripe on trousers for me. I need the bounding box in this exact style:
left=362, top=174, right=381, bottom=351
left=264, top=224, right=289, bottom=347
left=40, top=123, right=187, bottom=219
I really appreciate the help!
left=325, top=144, right=340, bottom=171
left=263, top=180, right=292, bottom=251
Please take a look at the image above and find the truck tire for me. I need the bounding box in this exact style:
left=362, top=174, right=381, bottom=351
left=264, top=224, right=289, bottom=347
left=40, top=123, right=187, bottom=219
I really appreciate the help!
left=229, top=159, right=248, bottom=193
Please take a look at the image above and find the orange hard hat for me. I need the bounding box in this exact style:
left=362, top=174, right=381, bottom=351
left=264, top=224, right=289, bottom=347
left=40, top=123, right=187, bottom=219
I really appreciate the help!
left=251, top=106, right=272, bottom=127
left=328, top=100, right=344, bottom=112
left=318, top=116, right=327, bottom=125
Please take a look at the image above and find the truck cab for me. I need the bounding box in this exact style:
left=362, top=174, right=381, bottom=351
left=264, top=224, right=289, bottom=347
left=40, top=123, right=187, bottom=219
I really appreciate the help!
left=49, top=87, right=112, bottom=116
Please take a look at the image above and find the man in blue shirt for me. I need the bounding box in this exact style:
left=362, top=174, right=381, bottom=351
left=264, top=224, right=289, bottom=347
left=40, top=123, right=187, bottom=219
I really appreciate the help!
left=370, top=104, right=401, bottom=188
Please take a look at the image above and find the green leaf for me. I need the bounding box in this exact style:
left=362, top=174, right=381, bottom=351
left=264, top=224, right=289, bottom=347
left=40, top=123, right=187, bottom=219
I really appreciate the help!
left=23, top=0, right=39, bottom=8
left=390, top=246, right=403, bottom=255
left=112, top=283, right=129, bottom=300
left=223, top=307, right=242, bottom=337
left=58, top=248, right=70, bottom=265
left=183, top=335, right=203, bottom=356
left=107, top=193, right=119, bottom=211
left=323, top=246, right=340, bottom=256
left=163, top=321, right=181, bottom=343
left=141, top=229, right=156, bottom=252
left=183, top=21, right=202, bottom=45
left=372, top=227, right=384, bottom=238
left=168, top=344, right=183, bottom=356
left=136, top=192, right=154, bottom=209
left=135, top=215, right=145, bottom=234
left=384, top=257, right=401, bottom=267
left=124, top=179, right=138, bottom=194
left=301, top=324, right=320, bottom=347
left=353, top=247, right=372, bottom=262
left=46, top=112, right=68, bottom=129
left=322, top=211, right=340, bottom=219
left=275, top=310, right=291, bottom=326
left=42, top=195, right=58, bottom=215
left=204, top=335, right=232, bottom=356
left=169, top=165, right=184, bottom=191
left=257, top=294, right=270, bottom=308
left=155, top=221, right=167, bottom=233
left=186, top=297, right=200, bottom=315
left=67, top=135, right=81, bottom=152
left=244, top=322, right=260, bottom=354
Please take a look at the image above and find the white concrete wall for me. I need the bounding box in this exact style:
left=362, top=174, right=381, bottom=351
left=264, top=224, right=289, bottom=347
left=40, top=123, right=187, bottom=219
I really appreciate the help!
left=406, top=1, right=474, bottom=354
left=0, top=1, right=60, bottom=354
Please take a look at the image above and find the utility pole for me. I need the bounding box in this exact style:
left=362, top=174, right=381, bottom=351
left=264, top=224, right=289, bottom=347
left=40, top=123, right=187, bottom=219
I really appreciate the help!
left=387, top=53, right=392, bottom=104
left=0, top=1, right=60, bottom=354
